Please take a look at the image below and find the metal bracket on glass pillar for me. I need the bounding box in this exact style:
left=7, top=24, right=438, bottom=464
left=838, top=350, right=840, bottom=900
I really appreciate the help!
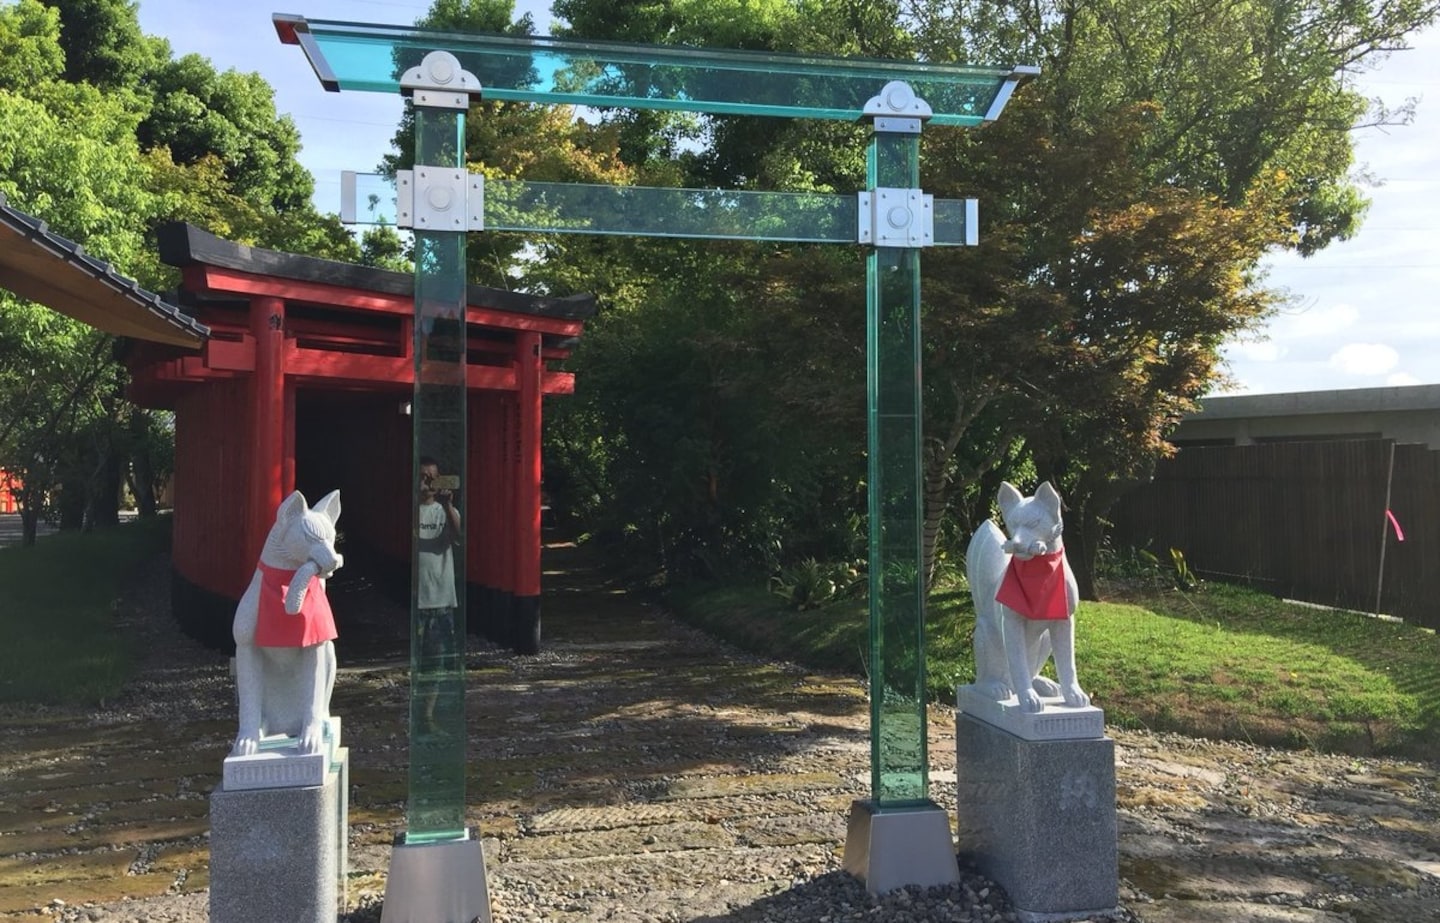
left=857, top=82, right=934, bottom=247
left=400, top=49, right=481, bottom=109
left=390, top=168, right=485, bottom=232
left=857, top=188, right=934, bottom=247
left=390, top=51, right=486, bottom=233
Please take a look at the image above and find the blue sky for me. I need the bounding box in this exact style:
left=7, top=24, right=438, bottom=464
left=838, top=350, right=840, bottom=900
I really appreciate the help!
left=135, top=1, right=1440, bottom=397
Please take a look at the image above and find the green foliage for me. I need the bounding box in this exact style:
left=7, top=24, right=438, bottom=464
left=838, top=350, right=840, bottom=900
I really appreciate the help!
left=1095, top=540, right=1163, bottom=582
left=0, top=0, right=359, bottom=537
left=141, top=54, right=314, bottom=210
left=0, top=0, right=64, bottom=89
left=1169, top=547, right=1200, bottom=591
left=906, top=0, right=1439, bottom=597
left=769, top=557, right=863, bottom=610
left=0, top=515, right=171, bottom=704
left=379, top=0, right=1440, bottom=603
left=46, top=0, right=165, bottom=90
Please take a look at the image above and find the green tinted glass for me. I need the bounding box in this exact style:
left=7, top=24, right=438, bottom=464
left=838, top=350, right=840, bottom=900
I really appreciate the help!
left=286, top=17, right=1018, bottom=126
left=345, top=173, right=977, bottom=245
left=407, top=106, right=469, bottom=845
left=487, top=181, right=854, bottom=241
left=866, top=130, right=929, bottom=808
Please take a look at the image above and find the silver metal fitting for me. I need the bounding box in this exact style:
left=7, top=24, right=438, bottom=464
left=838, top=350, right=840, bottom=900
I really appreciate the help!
left=394, top=169, right=485, bottom=231
left=862, top=81, right=932, bottom=126
left=400, top=51, right=481, bottom=109
left=858, top=188, right=934, bottom=247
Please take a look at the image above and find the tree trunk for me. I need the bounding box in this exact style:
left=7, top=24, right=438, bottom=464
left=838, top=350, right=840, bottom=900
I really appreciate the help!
left=89, top=451, right=122, bottom=528
left=1067, top=504, right=1104, bottom=601
left=1065, top=476, right=1136, bottom=601
left=19, top=504, right=37, bottom=546
left=919, top=391, right=1011, bottom=593
left=57, top=478, right=86, bottom=530
left=131, top=431, right=157, bottom=518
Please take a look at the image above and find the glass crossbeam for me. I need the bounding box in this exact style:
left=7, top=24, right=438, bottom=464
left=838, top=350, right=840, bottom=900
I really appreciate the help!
left=344, top=173, right=977, bottom=245
left=279, top=16, right=1018, bottom=126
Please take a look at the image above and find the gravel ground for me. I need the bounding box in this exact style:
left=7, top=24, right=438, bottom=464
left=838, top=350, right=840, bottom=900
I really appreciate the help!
left=2, top=547, right=1438, bottom=923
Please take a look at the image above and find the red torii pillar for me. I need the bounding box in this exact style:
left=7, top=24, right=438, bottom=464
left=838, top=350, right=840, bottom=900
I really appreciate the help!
left=513, top=330, right=543, bottom=653
left=247, top=295, right=291, bottom=565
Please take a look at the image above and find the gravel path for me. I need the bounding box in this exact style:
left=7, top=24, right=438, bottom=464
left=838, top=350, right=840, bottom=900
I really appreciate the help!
left=1, top=543, right=1438, bottom=923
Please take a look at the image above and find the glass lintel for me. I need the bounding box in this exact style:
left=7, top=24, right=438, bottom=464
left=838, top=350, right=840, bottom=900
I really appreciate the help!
left=343, top=173, right=977, bottom=245
left=276, top=15, right=1028, bottom=126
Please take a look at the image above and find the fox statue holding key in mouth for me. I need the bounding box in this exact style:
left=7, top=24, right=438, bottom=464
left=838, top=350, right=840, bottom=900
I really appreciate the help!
left=966, top=481, right=1090, bottom=714
left=230, top=489, right=343, bottom=757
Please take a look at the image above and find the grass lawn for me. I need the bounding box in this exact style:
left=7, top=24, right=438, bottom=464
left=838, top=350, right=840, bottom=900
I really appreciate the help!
left=667, top=574, right=1440, bottom=761
left=0, top=515, right=171, bottom=706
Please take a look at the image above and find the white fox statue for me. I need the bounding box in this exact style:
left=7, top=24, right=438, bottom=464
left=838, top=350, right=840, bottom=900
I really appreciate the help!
left=230, top=490, right=343, bottom=756
left=966, top=481, right=1089, bottom=714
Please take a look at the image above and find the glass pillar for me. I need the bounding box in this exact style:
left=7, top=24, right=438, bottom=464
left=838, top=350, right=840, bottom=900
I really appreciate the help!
left=866, top=126, right=929, bottom=808
left=407, top=102, right=469, bottom=844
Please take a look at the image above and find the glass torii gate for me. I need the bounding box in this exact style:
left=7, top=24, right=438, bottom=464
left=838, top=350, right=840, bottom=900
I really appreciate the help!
left=277, top=15, right=1033, bottom=919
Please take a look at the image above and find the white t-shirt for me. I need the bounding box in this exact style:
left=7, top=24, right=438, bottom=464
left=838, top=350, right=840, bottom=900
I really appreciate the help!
left=417, top=500, right=457, bottom=609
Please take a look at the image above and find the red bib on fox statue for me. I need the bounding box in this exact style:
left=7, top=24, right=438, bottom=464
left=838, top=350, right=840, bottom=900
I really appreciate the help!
left=995, top=550, right=1069, bottom=620
left=253, top=562, right=338, bottom=647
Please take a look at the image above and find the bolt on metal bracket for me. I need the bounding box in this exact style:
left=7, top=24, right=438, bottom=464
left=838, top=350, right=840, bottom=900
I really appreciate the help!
left=857, top=188, right=934, bottom=247
left=400, top=50, right=481, bottom=110
left=394, top=169, right=485, bottom=231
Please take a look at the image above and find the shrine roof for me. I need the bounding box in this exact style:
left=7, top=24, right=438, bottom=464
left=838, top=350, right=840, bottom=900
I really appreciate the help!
left=0, top=195, right=209, bottom=349
left=157, top=222, right=597, bottom=321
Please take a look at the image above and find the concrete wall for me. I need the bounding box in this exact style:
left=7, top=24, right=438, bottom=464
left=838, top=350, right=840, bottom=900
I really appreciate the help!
left=1172, top=385, right=1440, bottom=449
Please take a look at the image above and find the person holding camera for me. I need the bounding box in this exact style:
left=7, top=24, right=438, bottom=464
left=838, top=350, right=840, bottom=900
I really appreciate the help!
left=416, top=455, right=461, bottom=731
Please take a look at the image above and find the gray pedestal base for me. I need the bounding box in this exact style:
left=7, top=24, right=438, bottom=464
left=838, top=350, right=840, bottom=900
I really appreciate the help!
left=955, top=712, right=1118, bottom=922
left=210, top=748, right=348, bottom=923
left=842, top=800, right=960, bottom=895
left=380, top=830, right=491, bottom=923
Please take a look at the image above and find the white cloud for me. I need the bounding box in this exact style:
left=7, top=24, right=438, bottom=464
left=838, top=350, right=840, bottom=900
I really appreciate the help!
left=1269, top=303, right=1360, bottom=339
left=1329, top=343, right=1399, bottom=375
left=1226, top=340, right=1285, bottom=362
left=1388, top=371, right=1422, bottom=386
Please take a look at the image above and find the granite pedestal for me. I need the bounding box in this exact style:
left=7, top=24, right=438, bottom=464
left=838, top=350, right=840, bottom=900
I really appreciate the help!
left=955, top=693, right=1117, bottom=922
left=210, top=734, right=349, bottom=923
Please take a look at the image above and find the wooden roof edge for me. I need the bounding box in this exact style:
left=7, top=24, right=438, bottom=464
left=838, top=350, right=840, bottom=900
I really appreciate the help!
left=0, top=194, right=210, bottom=345
left=157, top=222, right=598, bottom=322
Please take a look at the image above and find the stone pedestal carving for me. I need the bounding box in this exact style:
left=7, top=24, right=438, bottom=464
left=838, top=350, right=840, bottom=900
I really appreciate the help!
left=956, top=685, right=1105, bottom=741
left=955, top=707, right=1117, bottom=922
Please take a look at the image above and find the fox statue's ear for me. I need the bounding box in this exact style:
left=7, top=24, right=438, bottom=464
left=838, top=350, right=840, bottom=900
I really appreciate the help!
left=275, top=490, right=307, bottom=524
left=997, top=481, right=1023, bottom=518
left=313, top=489, right=341, bottom=526
left=1035, top=481, right=1062, bottom=517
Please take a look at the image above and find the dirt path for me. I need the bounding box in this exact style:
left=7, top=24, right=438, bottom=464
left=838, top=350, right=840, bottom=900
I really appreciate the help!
left=1, top=541, right=1438, bottom=922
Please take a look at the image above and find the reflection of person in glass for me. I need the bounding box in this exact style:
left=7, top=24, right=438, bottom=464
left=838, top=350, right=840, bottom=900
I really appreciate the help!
left=417, top=455, right=460, bottom=731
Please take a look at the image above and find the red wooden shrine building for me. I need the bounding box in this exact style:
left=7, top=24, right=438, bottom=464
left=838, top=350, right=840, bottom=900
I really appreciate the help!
left=121, top=223, right=594, bottom=653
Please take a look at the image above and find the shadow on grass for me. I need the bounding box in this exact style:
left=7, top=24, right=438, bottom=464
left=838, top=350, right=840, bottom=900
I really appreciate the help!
left=667, top=567, right=1440, bottom=761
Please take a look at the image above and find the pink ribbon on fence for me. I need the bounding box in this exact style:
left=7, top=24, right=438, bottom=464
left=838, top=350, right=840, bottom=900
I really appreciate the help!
left=1386, top=509, right=1406, bottom=542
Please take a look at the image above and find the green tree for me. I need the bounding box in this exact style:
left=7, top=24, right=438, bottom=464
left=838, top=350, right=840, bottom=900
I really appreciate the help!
left=0, top=0, right=361, bottom=542
left=906, top=0, right=1438, bottom=596
left=45, top=0, right=163, bottom=90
